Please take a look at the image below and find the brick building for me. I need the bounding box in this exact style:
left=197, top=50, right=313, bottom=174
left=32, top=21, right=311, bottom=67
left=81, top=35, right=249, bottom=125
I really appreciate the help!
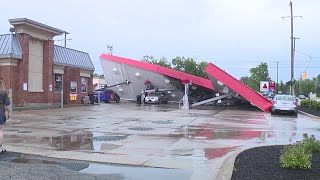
left=0, top=18, right=95, bottom=107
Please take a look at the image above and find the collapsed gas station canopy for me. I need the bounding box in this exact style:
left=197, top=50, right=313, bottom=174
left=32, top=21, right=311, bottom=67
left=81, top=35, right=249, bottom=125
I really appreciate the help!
left=205, top=63, right=272, bottom=112
left=100, top=54, right=215, bottom=90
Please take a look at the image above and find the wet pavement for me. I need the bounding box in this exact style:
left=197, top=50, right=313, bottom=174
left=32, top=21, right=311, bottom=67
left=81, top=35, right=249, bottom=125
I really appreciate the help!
left=2, top=103, right=320, bottom=180
left=0, top=152, right=191, bottom=180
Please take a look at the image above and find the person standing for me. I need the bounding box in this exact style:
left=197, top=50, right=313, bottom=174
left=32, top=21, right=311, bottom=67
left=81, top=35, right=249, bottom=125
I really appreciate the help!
left=0, top=79, right=10, bottom=153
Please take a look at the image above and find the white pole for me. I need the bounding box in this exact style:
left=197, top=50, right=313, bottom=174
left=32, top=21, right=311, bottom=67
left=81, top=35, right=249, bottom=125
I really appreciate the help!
left=61, top=89, right=63, bottom=108
left=98, top=91, right=101, bottom=104
left=9, top=88, right=13, bottom=112
left=182, top=83, right=189, bottom=110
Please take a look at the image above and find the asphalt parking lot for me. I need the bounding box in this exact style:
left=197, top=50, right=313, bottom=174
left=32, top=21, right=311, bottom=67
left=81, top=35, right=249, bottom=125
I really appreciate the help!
left=2, top=103, right=320, bottom=180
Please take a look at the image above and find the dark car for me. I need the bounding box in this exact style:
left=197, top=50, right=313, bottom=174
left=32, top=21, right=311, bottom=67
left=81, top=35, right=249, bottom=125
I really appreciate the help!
left=93, top=88, right=120, bottom=103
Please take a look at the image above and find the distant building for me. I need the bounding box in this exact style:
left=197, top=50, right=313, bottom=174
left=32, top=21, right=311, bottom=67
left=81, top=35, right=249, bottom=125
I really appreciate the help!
left=93, top=75, right=107, bottom=89
left=0, top=18, right=95, bottom=107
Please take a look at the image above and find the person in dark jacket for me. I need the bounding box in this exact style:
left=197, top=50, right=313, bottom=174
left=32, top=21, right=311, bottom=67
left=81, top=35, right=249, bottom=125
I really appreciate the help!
left=0, top=79, right=10, bottom=153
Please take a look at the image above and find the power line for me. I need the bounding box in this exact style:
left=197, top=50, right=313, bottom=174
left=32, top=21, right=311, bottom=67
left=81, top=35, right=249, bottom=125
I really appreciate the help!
left=295, top=50, right=314, bottom=73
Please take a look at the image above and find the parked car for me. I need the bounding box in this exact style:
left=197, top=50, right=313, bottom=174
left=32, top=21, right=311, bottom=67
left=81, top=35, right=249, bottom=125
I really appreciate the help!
left=271, top=94, right=298, bottom=116
left=267, top=94, right=276, bottom=101
left=298, top=95, right=306, bottom=100
left=144, top=92, right=168, bottom=104
left=93, top=88, right=120, bottom=103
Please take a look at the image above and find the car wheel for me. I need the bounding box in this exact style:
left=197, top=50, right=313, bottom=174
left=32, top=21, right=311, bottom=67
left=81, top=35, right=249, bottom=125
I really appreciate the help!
left=116, top=97, right=120, bottom=103
left=293, top=112, right=298, bottom=116
left=271, top=111, right=275, bottom=115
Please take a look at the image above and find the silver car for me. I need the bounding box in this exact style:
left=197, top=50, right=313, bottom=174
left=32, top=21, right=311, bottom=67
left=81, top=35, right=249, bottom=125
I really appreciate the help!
left=271, top=95, right=298, bottom=116
left=144, top=92, right=168, bottom=104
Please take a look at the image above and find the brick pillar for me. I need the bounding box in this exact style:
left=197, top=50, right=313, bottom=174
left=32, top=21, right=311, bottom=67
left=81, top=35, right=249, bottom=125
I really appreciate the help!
left=16, top=33, right=30, bottom=106
left=88, top=74, right=93, bottom=94
left=43, top=40, right=54, bottom=104
left=64, top=67, right=81, bottom=104
left=0, top=66, right=11, bottom=89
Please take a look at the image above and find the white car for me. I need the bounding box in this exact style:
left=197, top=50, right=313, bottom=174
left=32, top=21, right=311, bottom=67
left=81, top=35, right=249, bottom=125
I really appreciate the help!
left=271, top=95, right=298, bottom=116
left=144, top=92, right=168, bottom=104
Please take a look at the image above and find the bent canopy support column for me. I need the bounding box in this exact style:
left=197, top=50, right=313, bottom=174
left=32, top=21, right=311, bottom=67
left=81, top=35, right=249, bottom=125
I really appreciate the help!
left=191, top=93, right=234, bottom=107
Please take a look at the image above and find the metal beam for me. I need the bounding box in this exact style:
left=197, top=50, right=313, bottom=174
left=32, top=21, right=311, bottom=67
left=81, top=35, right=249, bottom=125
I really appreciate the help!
left=191, top=93, right=234, bottom=107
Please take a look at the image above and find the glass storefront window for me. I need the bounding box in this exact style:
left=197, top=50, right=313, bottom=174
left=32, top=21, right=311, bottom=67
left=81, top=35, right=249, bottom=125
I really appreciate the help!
left=54, top=74, right=62, bottom=92
left=81, top=77, right=87, bottom=93
left=71, top=81, right=77, bottom=93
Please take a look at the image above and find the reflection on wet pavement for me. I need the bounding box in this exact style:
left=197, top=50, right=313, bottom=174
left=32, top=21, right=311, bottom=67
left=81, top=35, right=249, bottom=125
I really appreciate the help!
left=170, top=126, right=261, bottom=140
left=4, top=103, right=320, bottom=180
left=204, top=147, right=238, bottom=159
left=45, top=132, right=94, bottom=151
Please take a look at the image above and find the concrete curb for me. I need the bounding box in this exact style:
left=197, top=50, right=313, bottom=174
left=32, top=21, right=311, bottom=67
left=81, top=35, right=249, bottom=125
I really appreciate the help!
left=215, top=150, right=243, bottom=180
left=298, top=110, right=320, bottom=119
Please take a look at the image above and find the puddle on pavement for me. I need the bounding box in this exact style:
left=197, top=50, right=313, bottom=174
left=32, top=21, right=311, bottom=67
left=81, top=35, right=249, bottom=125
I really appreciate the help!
left=4, top=153, right=192, bottom=180
left=42, top=132, right=94, bottom=151
left=41, top=132, right=131, bottom=151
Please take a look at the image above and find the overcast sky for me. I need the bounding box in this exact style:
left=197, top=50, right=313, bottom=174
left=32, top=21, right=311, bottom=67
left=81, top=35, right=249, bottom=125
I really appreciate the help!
left=1, top=0, right=320, bottom=82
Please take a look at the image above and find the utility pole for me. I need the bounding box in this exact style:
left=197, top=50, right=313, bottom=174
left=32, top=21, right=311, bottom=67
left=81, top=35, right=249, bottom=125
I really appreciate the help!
left=283, top=1, right=301, bottom=95
left=275, top=61, right=279, bottom=93
left=290, top=1, right=294, bottom=95
left=64, top=31, right=69, bottom=47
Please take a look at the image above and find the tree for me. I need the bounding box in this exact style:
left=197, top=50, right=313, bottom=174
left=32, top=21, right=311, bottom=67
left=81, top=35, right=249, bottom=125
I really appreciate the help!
left=248, top=62, right=271, bottom=91
left=172, top=56, right=208, bottom=78
left=295, top=79, right=316, bottom=96
left=279, top=80, right=286, bottom=94
left=141, top=55, right=171, bottom=68
left=196, top=61, right=209, bottom=78
left=240, top=76, right=250, bottom=85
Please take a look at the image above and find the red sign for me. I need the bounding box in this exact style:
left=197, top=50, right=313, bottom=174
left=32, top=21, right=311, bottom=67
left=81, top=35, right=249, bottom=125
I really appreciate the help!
left=144, top=80, right=152, bottom=85
left=263, top=84, right=268, bottom=89
left=269, top=82, right=275, bottom=91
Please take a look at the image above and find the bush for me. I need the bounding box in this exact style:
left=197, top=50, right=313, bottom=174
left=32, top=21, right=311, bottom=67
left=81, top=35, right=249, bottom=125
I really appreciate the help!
left=300, top=100, right=310, bottom=107
left=300, top=100, right=320, bottom=110
left=280, top=145, right=312, bottom=169
left=302, top=134, right=320, bottom=153
left=310, top=101, right=318, bottom=109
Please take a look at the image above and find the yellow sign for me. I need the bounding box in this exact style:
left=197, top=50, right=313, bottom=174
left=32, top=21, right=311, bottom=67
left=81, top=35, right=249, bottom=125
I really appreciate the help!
left=302, top=71, right=308, bottom=80
left=70, top=94, right=77, bottom=101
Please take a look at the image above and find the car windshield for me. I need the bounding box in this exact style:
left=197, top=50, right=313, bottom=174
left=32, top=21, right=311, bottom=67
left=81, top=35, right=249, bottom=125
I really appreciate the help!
left=275, top=95, right=295, bottom=101
left=149, top=92, right=162, bottom=96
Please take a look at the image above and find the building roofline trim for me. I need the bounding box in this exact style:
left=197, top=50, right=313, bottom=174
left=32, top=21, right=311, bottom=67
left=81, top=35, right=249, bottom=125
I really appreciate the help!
left=53, top=62, right=95, bottom=71
left=9, top=18, right=64, bottom=35
left=0, top=54, right=22, bottom=59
